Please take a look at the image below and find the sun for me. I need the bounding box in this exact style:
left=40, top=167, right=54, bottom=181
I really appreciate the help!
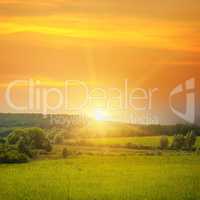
left=93, top=109, right=108, bottom=121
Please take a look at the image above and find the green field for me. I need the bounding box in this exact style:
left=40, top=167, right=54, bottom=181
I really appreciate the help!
left=1, top=133, right=200, bottom=200
left=66, top=136, right=200, bottom=148
left=0, top=155, right=200, bottom=200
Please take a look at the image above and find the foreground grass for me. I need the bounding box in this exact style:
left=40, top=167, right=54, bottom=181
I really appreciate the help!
left=0, top=155, right=200, bottom=200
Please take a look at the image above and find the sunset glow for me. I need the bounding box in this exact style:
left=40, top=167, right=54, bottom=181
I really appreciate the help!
left=0, top=0, right=199, bottom=124
left=91, top=109, right=109, bottom=121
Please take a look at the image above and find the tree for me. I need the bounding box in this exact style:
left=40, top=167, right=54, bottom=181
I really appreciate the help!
left=28, top=128, right=47, bottom=149
left=0, top=127, right=53, bottom=164
left=42, top=139, right=52, bottom=152
left=7, top=127, right=52, bottom=160
left=17, top=137, right=32, bottom=157
left=160, top=136, right=169, bottom=149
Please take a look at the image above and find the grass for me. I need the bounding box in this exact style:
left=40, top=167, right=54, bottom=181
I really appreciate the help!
left=1, top=135, right=200, bottom=200
left=66, top=136, right=200, bottom=148
left=0, top=155, right=200, bottom=200
left=79, top=136, right=169, bottom=147
left=196, top=137, right=200, bottom=147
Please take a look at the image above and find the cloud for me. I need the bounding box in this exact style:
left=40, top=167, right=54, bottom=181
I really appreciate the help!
left=0, top=16, right=200, bottom=53
left=0, top=1, right=57, bottom=16
left=0, top=0, right=200, bottom=21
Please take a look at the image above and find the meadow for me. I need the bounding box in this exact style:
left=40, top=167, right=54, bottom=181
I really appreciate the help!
left=0, top=155, right=200, bottom=200
left=1, top=120, right=200, bottom=200
left=66, top=136, right=200, bottom=148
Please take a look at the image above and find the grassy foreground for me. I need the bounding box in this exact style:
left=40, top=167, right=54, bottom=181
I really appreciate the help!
left=0, top=155, right=200, bottom=200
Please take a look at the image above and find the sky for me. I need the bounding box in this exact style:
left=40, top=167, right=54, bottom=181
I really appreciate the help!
left=0, top=0, right=200, bottom=124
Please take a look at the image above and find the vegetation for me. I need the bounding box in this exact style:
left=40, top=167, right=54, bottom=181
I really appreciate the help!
left=0, top=126, right=199, bottom=164
left=0, top=145, right=29, bottom=163
left=0, top=150, right=29, bottom=164
left=0, top=127, right=52, bottom=163
left=0, top=113, right=200, bottom=199
left=62, top=147, right=69, bottom=158
left=54, top=133, right=64, bottom=144
left=171, top=131, right=197, bottom=150
left=0, top=155, right=200, bottom=200
left=65, top=136, right=200, bottom=149
left=0, top=114, right=200, bottom=138
left=0, top=136, right=6, bottom=144
left=160, top=136, right=169, bottom=149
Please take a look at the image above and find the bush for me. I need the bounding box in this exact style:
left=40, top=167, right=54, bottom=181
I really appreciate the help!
left=17, top=137, right=32, bottom=157
left=28, top=128, right=48, bottom=149
left=171, top=131, right=197, bottom=150
left=7, top=129, right=27, bottom=145
left=62, top=148, right=69, bottom=158
left=171, top=134, right=185, bottom=150
left=42, top=139, right=52, bottom=152
left=160, top=136, right=169, bottom=149
left=54, top=134, right=64, bottom=144
left=184, top=131, right=196, bottom=150
left=8, top=128, right=52, bottom=152
left=4, top=127, right=53, bottom=163
left=196, top=147, right=200, bottom=155
left=0, top=137, right=6, bottom=144
left=0, top=149, right=29, bottom=163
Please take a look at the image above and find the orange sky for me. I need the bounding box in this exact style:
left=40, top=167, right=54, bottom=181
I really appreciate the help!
left=0, top=0, right=200, bottom=124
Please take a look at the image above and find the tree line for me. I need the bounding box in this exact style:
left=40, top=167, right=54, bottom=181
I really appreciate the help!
left=0, top=113, right=199, bottom=137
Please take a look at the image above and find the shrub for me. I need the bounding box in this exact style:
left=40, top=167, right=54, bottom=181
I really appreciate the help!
left=196, top=147, right=200, bottom=155
left=42, top=139, right=52, bottom=152
left=160, top=136, right=169, bottom=149
left=8, top=128, right=52, bottom=152
left=126, top=142, right=134, bottom=149
left=0, top=149, right=29, bottom=163
left=54, top=134, right=64, bottom=145
left=7, top=129, right=27, bottom=145
left=5, top=127, right=52, bottom=163
left=17, top=137, right=32, bottom=157
left=171, top=131, right=196, bottom=150
left=62, top=148, right=69, bottom=158
left=29, top=149, right=40, bottom=159
left=184, top=131, right=196, bottom=150
left=171, top=134, right=185, bottom=150
left=0, top=137, right=6, bottom=144
left=28, top=128, right=48, bottom=149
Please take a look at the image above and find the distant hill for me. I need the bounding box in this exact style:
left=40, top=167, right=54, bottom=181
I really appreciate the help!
left=0, top=113, right=199, bottom=137
left=0, top=113, right=86, bottom=128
